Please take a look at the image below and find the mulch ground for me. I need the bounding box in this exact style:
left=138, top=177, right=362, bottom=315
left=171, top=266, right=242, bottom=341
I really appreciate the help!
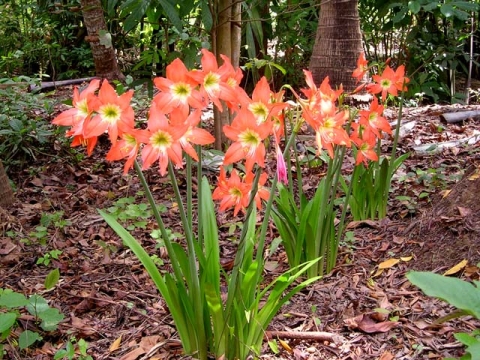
left=1, top=97, right=480, bottom=360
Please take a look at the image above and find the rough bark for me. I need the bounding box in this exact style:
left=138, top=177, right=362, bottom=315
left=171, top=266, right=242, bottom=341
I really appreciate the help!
left=0, top=160, right=14, bottom=208
left=309, top=0, right=363, bottom=92
left=80, top=0, right=124, bottom=81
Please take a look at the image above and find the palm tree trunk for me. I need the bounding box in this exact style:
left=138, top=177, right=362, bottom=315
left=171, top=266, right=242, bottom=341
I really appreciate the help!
left=80, top=0, right=124, bottom=81
left=309, top=0, right=363, bottom=92
left=0, top=160, right=14, bottom=208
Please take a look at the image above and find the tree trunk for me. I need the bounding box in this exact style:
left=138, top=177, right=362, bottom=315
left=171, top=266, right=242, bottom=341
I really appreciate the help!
left=80, top=0, right=124, bottom=81
left=211, top=0, right=243, bottom=149
left=309, top=0, right=363, bottom=92
left=0, top=161, right=14, bottom=208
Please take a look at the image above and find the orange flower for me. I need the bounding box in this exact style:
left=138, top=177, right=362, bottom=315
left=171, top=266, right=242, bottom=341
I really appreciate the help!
left=223, top=109, right=272, bottom=172
left=169, top=107, right=215, bottom=161
left=70, top=134, right=98, bottom=156
left=245, top=171, right=270, bottom=210
left=367, top=65, right=409, bottom=101
left=106, top=129, right=149, bottom=174
left=84, top=80, right=135, bottom=145
left=359, top=97, right=391, bottom=138
left=248, top=76, right=289, bottom=126
left=153, top=58, right=206, bottom=117
left=188, top=49, right=239, bottom=111
left=141, top=103, right=188, bottom=176
left=52, top=79, right=100, bottom=137
left=212, top=168, right=250, bottom=216
left=303, top=109, right=351, bottom=158
left=218, top=54, right=250, bottom=109
left=352, top=53, right=368, bottom=83
left=353, top=138, right=378, bottom=166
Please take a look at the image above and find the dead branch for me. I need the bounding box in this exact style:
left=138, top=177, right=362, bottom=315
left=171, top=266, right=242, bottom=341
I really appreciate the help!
left=440, top=110, right=480, bottom=124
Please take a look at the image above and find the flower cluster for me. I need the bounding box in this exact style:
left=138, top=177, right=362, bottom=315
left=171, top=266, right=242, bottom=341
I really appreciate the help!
left=53, top=51, right=409, bottom=215
left=293, top=53, right=409, bottom=166
left=53, top=49, right=287, bottom=216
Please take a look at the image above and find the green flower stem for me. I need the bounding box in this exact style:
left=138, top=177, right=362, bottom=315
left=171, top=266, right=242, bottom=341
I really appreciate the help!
left=167, top=161, right=206, bottom=357
left=186, top=154, right=193, bottom=232
left=133, top=160, right=184, bottom=283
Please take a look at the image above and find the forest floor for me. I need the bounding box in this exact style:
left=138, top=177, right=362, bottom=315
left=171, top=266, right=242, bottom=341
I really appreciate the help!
left=1, top=92, right=480, bottom=360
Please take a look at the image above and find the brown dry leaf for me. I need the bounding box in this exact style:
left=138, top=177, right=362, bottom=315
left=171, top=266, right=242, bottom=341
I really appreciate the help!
left=457, top=206, right=471, bottom=217
left=109, top=336, right=122, bottom=352
left=468, top=168, right=480, bottom=180
left=0, top=238, right=16, bottom=255
left=378, top=258, right=400, bottom=269
left=442, top=189, right=452, bottom=198
left=346, top=220, right=379, bottom=229
left=119, top=347, right=145, bottom=360
left=344, top=314, right=400, bottom=333
left=444, top=259, right=468, bottom=276
left=379, top=351, right=394, bottom=360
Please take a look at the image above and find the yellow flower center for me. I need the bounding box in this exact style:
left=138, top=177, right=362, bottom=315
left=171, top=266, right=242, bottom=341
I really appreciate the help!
left=249, top=102, right=269, bottom=124
left=99, top=104, right=121, bottom=124
left=150, top=130, right=173, bottom=151
left=204, top=72, right=221, bottom=91
left=171, top=82, right=191, bottom=101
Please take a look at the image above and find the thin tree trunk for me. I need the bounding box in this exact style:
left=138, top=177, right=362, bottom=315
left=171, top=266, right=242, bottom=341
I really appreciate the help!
left=80, top=0, right=124, bottom=81
left=0, top=161, right=14, bottom=208
left=309, top=0, right=362, bottom=92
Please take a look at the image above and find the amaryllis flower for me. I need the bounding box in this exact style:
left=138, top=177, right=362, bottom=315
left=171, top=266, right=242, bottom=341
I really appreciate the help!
left=301, top=72, right=343, bottom=115
left=52, top=79, right=100, bottom=137
left=245, top=171, right=270, bottom=210
left=352, top=53, right=368, bottom=83
left=83, top=80, right=135, bottom=145
left=359, top=97, right=391, bottom=138
left=218, top=54, right=251, bottom=109
left=70, top=134, right=98, bottom=156
left=169, top=108, right=214, bottom=161
left=367, top=65, right=409, bottom=101
left=352, top=137, right=378, bottom=166
left=153, top=58, right=206, bottom=117
left=223, top=108, right=272, bottom=173
left=303, top=109, right=351, bottom=158
left=247, top=76, right=289, bottom=126
left=188, top=49, right=239, bottom=111
left=141, top=103, right=188, bottom=176
left=212, top=168, right=250, bottom=216
left=106, top=129, right=149, bottom=174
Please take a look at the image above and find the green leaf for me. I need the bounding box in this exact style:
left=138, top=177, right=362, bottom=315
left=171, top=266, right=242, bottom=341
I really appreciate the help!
left=0, top=290, right=28, bottom=308
left=26, top=295, right=50, bottom=316
left=0, top=312, right=17, bottom=333
left=45, top=268, right=60, bottom=290
left=407, top=271, right=480, bottom=319
left=18, top=330, right=42, bottom=349
left=98, top=30, right=112, bottom=48
left=38, top=307, right=64, bottom=331
left=408, top=1, right=421, bottom=14
left=440, top=4, right=455, bottom=17
left=200, top=0, right=213, bottom=32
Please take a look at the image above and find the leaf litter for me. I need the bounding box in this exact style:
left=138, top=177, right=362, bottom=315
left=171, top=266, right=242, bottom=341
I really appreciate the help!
left=1, top=100, right=480, bottom=359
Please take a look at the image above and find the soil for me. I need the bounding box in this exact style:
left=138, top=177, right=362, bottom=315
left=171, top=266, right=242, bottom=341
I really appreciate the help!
left=1, top=95, right=480, bottom=360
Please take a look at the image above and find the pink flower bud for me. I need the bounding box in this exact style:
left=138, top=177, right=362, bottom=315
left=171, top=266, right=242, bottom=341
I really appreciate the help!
left=276, top=145, right=288, bottom=184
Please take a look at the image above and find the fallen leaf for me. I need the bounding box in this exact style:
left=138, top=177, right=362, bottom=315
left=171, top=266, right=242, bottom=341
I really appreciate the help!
left=444, top=259, right=468, bottom=276
left=346, top=220, right=379, bottom=229
left=400, top=256, right=413, bottom=262
left=279, top=339, right=292, bottom=353
left=468, top=168, right=480, bottom=180
left=378, top=258, right=400, bottom=269
left=379, top=351, right=394, bottom=360
left=344, top=314, right=400, bottom=333
left=442, top=189, right=452, bottom=198
left=457, top=206, right=471, bottom=217
left=109, top=336, right=122, bottom=352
